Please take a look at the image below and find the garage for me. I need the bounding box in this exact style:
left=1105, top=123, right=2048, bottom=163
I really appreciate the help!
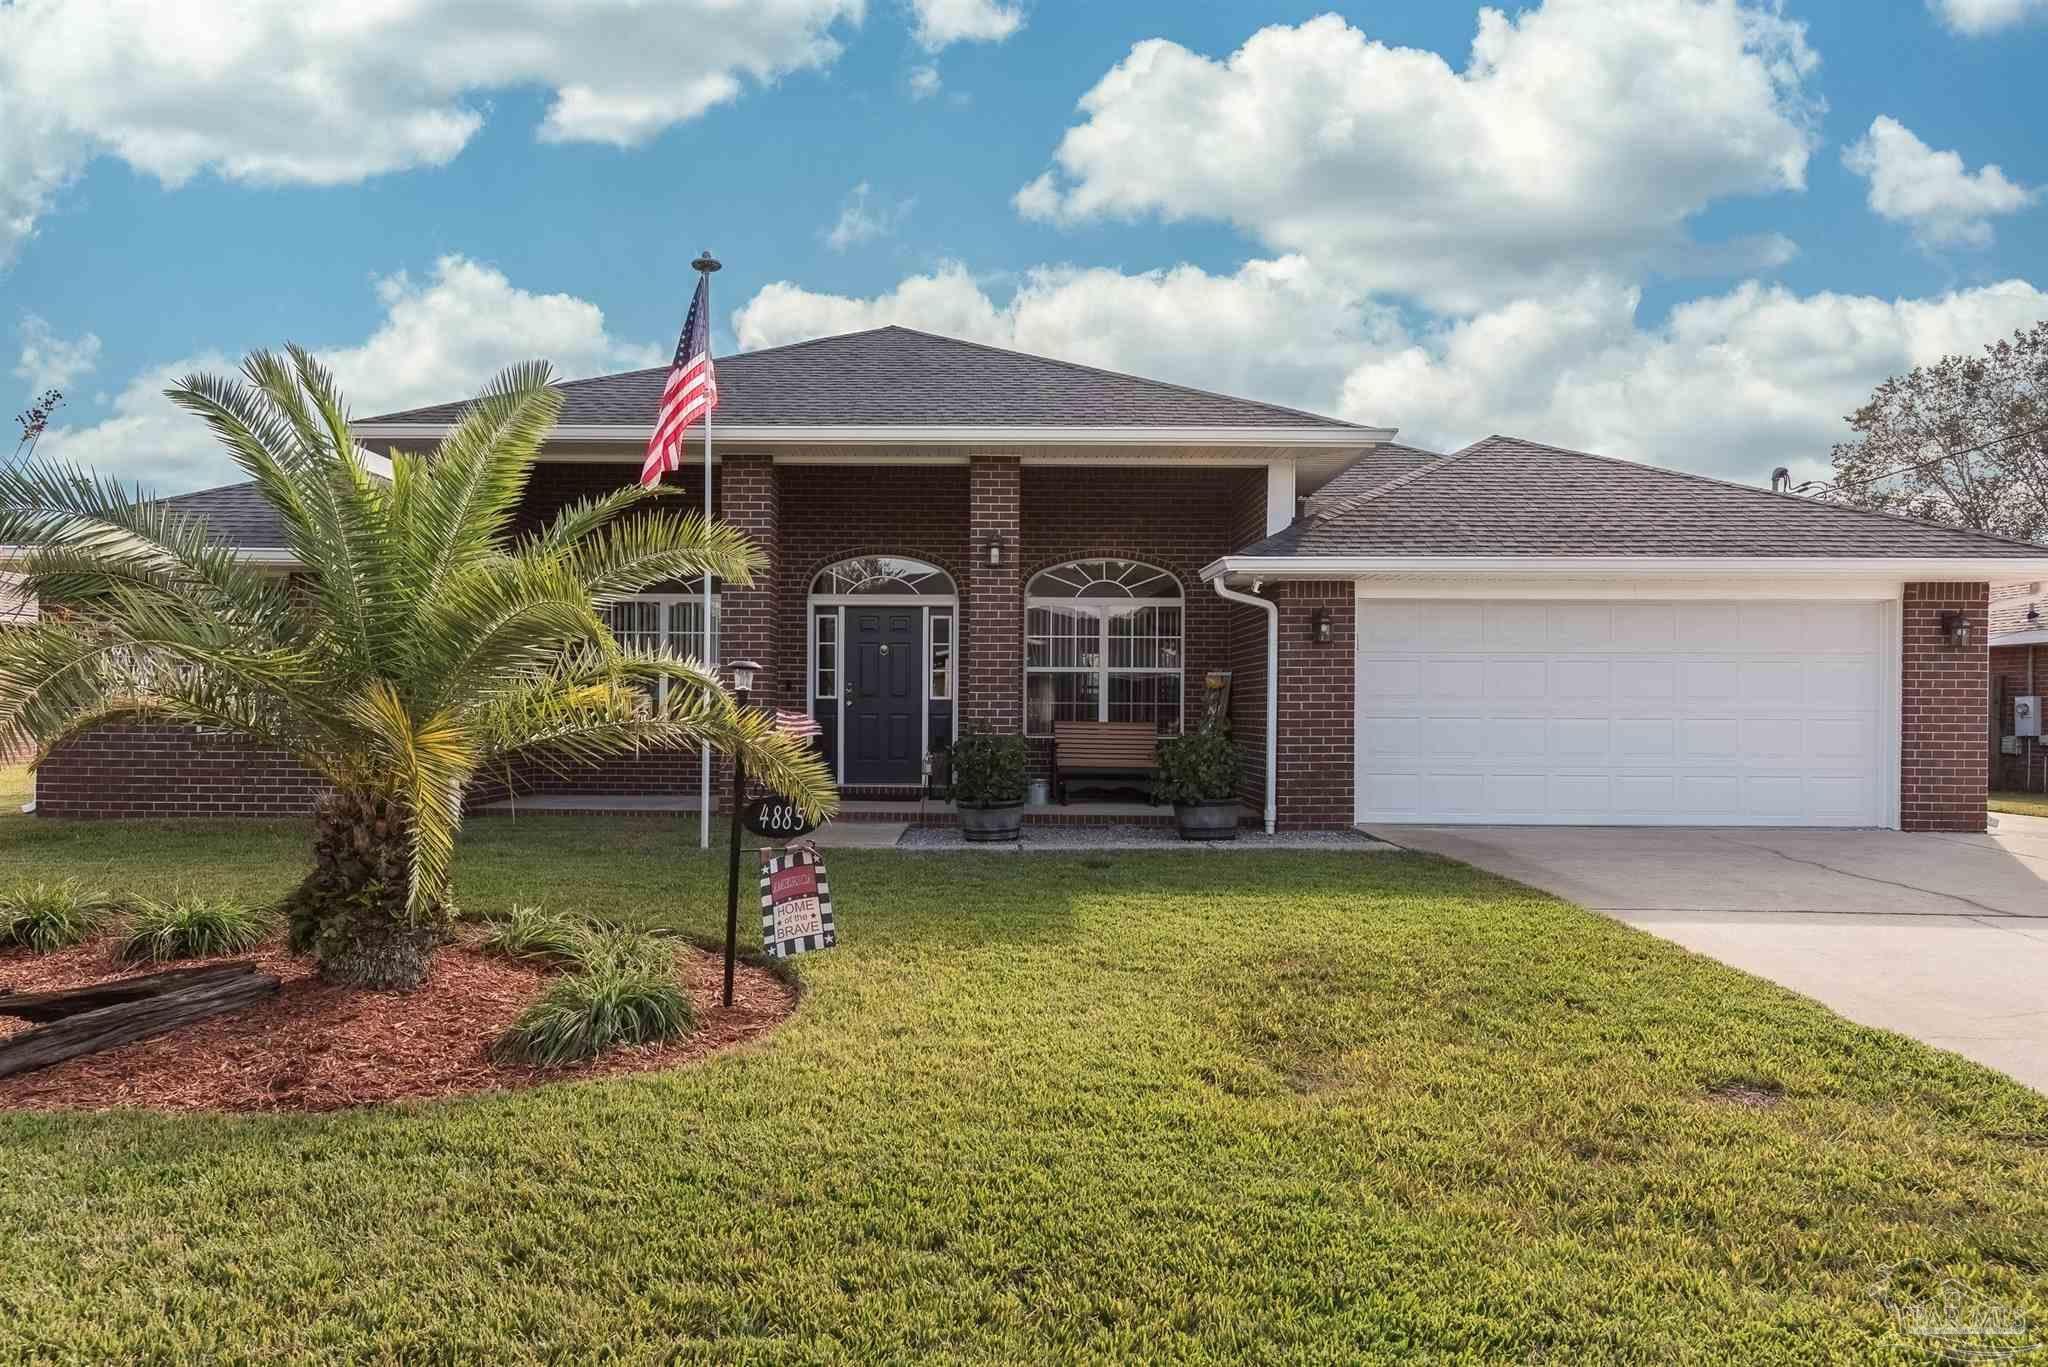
left=1353, top=596, right=1898, bottom=827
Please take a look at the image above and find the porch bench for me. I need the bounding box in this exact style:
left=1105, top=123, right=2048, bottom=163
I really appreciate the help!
left=1051, top=721, right=1160, bottom=804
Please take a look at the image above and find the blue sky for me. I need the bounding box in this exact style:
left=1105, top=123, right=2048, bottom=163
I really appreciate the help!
left=4, top=0, right=2043, bottom=492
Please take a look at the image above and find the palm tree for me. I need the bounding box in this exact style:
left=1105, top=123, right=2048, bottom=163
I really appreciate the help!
left=0, top=348, right=835, bottom=989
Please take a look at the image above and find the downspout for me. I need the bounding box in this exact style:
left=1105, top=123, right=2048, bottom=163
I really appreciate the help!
left=1212, top=576, right=1278, bottom=835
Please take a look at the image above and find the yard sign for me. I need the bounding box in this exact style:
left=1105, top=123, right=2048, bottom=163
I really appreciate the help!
left=758, top=844, right=837, bottom=959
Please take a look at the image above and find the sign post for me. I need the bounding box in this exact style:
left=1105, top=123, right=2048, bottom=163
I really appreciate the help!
left=720, top=656, right=761, bottom=1008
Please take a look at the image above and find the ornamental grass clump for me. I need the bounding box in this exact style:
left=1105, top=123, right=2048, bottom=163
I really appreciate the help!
left=0, top=879, right=117, bottom=952
left=116, top=892, right=271, bottom=963
left=479, top=904, right=588, bottom=967
left=492, top=960, right=694, bottom=1067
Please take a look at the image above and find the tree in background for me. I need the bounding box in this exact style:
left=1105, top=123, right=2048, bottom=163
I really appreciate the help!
left=0, top=349, right=835, bottom=989
left=1816, top=320, right=2048, bottom=544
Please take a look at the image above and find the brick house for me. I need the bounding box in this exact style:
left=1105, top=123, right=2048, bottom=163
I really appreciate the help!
left=23, top=326, right=2048, bottom=832
left=1992, top=581, right=2046, bottom=795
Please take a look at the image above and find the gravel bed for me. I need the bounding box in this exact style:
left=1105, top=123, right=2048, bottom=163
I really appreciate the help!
left=895, top=823, right=1395, bottom=852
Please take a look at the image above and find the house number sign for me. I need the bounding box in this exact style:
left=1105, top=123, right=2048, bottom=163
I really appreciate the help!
left=742, top=794, right=819, bottom=839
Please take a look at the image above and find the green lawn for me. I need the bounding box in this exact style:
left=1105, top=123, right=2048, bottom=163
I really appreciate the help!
left=2, top=803, right=2045, bottom=1362
left=1990, top=789, right=2048, bottom=819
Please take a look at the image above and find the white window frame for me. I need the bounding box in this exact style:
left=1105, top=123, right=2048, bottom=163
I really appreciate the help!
left=599, top=585, right=719, bottom=711
left=1024, top=560, right=1184, bottom=737
left=929, top=611, right=954, bottom=702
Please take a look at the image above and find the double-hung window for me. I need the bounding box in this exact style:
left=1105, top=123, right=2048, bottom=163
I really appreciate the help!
left=598, top=580, right=718, bottom=711
left=1024, top=560, right=1183, bottom=736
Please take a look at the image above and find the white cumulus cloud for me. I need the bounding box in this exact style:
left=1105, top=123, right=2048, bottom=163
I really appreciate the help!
left=1929, top=0, right=2048, bottom=34
left=1843, top=115, right=2038, bottom=248
left=824, top=183, right=914, bottom=250
left=735, top=257, right=1405, bottom=417
left=14, top=316, right=102, bottom=391
left=733, top=263, right=2048, bottom=485
left=908, top=0, right=1023, bottom=51
left=0, top=0, right=864, bottom=265
left=1015, top=2, right=1820, bottom=312
left=35, top=256, right=659, bottom=493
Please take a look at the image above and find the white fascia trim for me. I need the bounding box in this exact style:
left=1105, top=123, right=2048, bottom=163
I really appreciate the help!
left=1202, top=554, right=2048, bottom=582
left=1992, top=628, right=2048, bottom=648
left=351, top=421, right=1390, bottom=449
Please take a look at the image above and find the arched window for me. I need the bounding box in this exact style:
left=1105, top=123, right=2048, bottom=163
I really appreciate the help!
left=1025, top=559, right=1183, bottom=736
left=811, top=556, right=956, bottom=598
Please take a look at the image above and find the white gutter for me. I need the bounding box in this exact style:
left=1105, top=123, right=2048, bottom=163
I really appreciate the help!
left=1, top=545, right=299, bottom=569
left=1211, top=577, right=1278, bottom=836
left=1202, top=553, right=2048, bottom=582
left=352, top=421, right=1392, bottom=449
left=1993, top=628, right=2048, bottom=648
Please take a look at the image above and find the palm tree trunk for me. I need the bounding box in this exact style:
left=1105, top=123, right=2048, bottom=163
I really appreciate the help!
left=284, top=788, right=448, bottom=990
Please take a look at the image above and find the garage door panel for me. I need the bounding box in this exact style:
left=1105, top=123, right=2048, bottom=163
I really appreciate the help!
left=1356, top=597, right=1889, bottom=827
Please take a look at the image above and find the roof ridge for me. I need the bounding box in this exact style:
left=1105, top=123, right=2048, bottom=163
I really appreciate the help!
left=846, top=325, right=1364, bottom=429
left=1475, top=433, right=2048, bottom=555
left=1309, top=442, right=1483, bottom=523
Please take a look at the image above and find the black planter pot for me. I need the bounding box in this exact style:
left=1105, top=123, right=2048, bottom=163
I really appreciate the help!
left=1173, top=798, right=1241, bottom=842
left=958, top=800, right=1025, bottom=843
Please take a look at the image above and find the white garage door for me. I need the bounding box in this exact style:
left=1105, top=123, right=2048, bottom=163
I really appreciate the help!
left=1354, top=598, right=1894, bottom=827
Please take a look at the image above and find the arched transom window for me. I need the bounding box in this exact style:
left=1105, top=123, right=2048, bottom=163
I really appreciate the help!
left=811, top=556, right=956, bottom=598
left=1025, top=559, right=1183, bottom=736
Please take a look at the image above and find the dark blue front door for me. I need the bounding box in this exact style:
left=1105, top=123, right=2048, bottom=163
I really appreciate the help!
left=846, top=608, right=922, bottom=783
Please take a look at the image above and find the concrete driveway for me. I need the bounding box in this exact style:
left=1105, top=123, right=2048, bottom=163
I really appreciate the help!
left=1372, top=814, right=2048, bottom=1092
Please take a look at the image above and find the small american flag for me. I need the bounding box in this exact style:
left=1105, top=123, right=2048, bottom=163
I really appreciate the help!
left=639, top=273, right=718, bottom=488
left=775, top=709, right=823, bottom=742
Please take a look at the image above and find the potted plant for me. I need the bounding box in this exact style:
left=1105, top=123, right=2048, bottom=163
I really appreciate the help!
left=950, top=734, right=1029, bottom=842
left=1156, top=729, right=1241, bottom=841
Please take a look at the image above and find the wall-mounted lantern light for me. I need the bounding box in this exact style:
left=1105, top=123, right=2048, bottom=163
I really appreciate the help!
left=984, top=534, right=1005, bottom=567
left=1310, top=607, right=1332, bottom=644
left=1938, top=611, right=1973, bottom=650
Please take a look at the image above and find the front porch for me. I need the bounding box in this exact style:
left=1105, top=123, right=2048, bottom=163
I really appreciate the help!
left=473, top=793, right=1234, bottom=827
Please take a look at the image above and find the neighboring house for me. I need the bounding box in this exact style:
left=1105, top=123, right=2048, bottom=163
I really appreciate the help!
left=19, top=325, right=2048, bottom=832
left=1991, top=580, right=2047, bottom=794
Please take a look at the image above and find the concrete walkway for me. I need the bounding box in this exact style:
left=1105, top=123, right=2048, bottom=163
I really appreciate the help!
left=1371, top=815, right=2048, bottom=1092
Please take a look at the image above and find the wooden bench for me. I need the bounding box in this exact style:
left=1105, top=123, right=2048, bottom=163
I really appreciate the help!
left=1051, top=721, right=1161, bottom=804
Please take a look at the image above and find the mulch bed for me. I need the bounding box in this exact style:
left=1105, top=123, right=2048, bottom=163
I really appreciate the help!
left=0, top=931, right=798, bottom=1114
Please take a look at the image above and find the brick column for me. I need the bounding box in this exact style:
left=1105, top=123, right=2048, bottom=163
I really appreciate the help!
left=964, top=457, right=1022, bottom=736
left=1901, top=581, right=1989, bottom=832
left=1272, top=581, right=1355, bottom=830
left=716, top=454, right=781, bottom=705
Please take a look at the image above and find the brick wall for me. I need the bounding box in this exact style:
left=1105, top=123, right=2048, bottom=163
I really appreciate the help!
left=1992, top=643, right=2046, bottom=793
left=1270, top=581, right=1355, bottom=829
left=35, top=723, right=326, bottom=818
left=1901, top=582, right=1990, bottom=832
left=964, top=457, right=1022, bottom=736
left=775, top=464, right=971, bottom=713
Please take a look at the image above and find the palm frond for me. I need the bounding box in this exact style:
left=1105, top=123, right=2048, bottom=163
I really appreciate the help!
left=565, top=508, right=762, bottom=601
left=340, top=683, right=476, bottom=919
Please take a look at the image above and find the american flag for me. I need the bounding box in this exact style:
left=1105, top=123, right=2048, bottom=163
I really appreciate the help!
left=775, top=709, right=823, bottom=742
left=639, top=273, right=718, bottom=488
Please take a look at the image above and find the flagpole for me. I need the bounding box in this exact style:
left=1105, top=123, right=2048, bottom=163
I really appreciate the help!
left=693, top=250, right=721, bottom=852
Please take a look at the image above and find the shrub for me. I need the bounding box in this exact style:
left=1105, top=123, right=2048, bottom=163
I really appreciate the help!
left=1156, top=730, right=1240, bottom=805
left=116, top=893, right=271, bottom=963
left=479, top=905, right=588, bottom=967
left=480, top=908, right=674, bottom=978
left=0, top=880, right=117, bottom=953
left=492, top=962, right=694, bottom=1067
left=950, top=733, right=1030, bottom=805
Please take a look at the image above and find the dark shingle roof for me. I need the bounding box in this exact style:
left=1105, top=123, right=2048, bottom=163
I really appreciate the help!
left=360, top=325, right=1361, bottom=430
left=1302, top=443, right=1443, bottom=512
left=156, top=482, right=290, bottom=551
left=1242, top=435, right=2048, bottom=560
